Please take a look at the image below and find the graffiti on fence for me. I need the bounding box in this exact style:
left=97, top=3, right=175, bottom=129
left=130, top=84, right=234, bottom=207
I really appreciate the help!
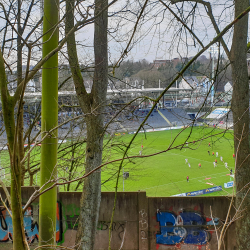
left=97, top=221, right=125, bottom=240
left=0, top=202, right=62, bottom=243
left=61, top=203, right=126, bottom=236
left=97, top=221, right=125, bottom=231
left=156, top=209, right=219, bottom=246
left=63, top=203, right=80, bottom=230
left=139, top=209, right=148, bottom=250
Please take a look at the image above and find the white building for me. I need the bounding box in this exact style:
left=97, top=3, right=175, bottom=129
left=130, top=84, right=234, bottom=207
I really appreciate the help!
left=179, top=76, right=199, bottom=90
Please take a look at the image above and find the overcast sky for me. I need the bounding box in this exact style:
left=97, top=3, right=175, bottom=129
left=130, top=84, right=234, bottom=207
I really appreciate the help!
left=0, top=0, right=248, bottom=67
left=74, top=0, right=239, bottom=64
left=102, top=0, right=248, bottom=63
left=108, top=0, right=236, bottom=62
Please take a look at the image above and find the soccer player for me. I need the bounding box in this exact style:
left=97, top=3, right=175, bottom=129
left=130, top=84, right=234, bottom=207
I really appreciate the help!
left=198, top=163, right=201, bottom=168
left=208, top=151, right=210, bottom=155
left=233, top=153, right=235, bottom=158
left=139, top=150, right=142, bottom=156
left=220, top=156, right=223, bottom=162
left=185, top=158, right=188, bottom=164
left=230, top=169, right=233, bottom=175
left=188, top=163, right=191, bottom=168
left=212, top=152, right=214, bottom=156
left=215, top=159, right=217, bottom=164
left=213, top=162, right=216, bottom=168
left=208, top=142, right=211, bottom=147
left=216, top=152, right=218, bottom=157
left=187, top=176, right=189, bottom=182
left=225, top=162, right=228, bottom=168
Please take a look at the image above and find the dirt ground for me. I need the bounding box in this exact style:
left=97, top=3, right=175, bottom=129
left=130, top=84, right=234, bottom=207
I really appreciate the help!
left=0, top=243, right=39, bottom=250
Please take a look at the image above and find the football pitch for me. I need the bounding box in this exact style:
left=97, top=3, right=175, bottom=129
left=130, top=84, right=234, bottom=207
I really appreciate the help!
left=101, top=126, right=236, bottom=197
left=0, top=126, right=236, bottom=197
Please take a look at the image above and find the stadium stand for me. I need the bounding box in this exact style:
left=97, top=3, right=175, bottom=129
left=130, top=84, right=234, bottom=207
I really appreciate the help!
left=120, top=108, right=191, bottom=131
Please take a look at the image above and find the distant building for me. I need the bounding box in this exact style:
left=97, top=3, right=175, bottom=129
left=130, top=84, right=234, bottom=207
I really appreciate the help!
left=153, top=60, right=170, bottom=69
left=179, top=76, right=199, bottom=90
left=171, top=58, right=180, bottom=67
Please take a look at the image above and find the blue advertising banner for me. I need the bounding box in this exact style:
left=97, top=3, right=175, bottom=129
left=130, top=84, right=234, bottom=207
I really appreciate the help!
left=172, top=186, right=222, bottom=197
left=185, top=186, right=222, bottom=197
left=224, top=181, right=234, bottom=189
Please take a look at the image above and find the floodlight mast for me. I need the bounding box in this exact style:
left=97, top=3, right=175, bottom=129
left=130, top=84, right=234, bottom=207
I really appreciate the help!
left=123, top=167, right=124, bottom=191
left=209, top=45, right=218, bottom=107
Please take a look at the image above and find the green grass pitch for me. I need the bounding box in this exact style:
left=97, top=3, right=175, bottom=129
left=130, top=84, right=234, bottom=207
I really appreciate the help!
left=101, top=126, right=236, bottom=197
left=0, top=126, right=236, bottom=197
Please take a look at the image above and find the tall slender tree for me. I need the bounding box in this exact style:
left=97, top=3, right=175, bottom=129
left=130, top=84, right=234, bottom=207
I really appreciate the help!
left=0, top=50, right=27, bottom=250
left=0, top=1, right=38, bottom=248
left=230, top=1, right=250, bottom=249
left=39, top=0, right=59, bottom=247
left=65, top=0, right=108, bottom=249
left=0, top=1, right=59, bottom=248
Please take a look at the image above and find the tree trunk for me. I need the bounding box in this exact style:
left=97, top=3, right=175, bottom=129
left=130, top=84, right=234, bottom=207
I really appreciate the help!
left=65, top=0, right=108, bottom=249
left=17, top=0, right=25, bottom=186
left=75, top=116, right=104, bottom=249
left=9, top=107, right=26, bottom=250
left=0, top=51, right=26, bottom=250
left=230, top=0, right=250, bottom=249
left=39, top=0, right=59, bottom=248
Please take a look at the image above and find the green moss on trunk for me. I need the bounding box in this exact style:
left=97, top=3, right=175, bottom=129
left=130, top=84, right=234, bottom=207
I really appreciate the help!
left=39, top=0, right=59, bottom=248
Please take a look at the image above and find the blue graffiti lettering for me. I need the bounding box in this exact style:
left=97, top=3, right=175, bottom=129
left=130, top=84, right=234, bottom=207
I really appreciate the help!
left=0, top=202, right=61, bottom=243
left=156, top=212, right=186, bottom=245
left=23, top=208, right=39, bottom=243
left=179, top=212, right=207, bottom=245
left=156, top=211, right=217, bottom=245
